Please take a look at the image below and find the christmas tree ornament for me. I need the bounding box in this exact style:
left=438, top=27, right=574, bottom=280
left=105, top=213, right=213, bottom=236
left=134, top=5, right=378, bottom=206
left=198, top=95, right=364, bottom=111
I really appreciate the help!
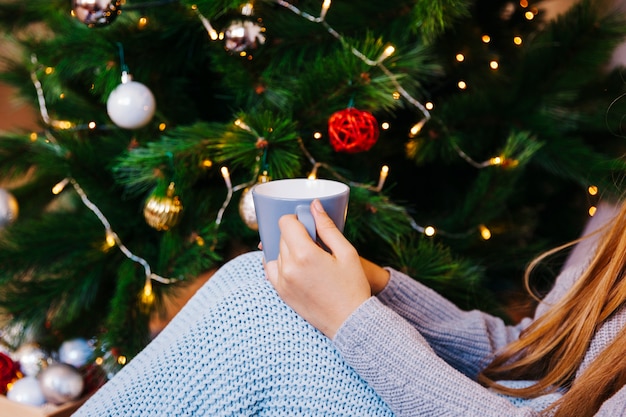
left=6, top=376, right=46, bottom=406
left=58, top=338, right=94, bottom=369
left=0, top=188, right=19, bottom=228
left=222, top=4, right=266, bottom=54
left=72, top=0, right=122, bottom=28
left=0, top=352, right=20, bottom=395
left=223, top=19, right=266, bottom=53
left=143, top=182, right=183, bottom=231
left=238, top=171, right=270, bottom=230
left=107, top=71, right=156, bottom=129
left=12, top=343, right=49, bottom=377
left=328, top=108, right=380, bottom=153
left=38, top=363, right=84, bottom=405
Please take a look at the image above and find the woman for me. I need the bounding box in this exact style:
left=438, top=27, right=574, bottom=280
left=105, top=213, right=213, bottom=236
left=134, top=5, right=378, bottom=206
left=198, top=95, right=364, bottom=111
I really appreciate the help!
left=74, top=200, right=626, bottom=416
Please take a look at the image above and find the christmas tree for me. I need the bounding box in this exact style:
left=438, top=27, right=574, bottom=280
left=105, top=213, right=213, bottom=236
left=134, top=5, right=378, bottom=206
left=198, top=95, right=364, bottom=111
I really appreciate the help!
left=0, top=0, right=625, bottom=377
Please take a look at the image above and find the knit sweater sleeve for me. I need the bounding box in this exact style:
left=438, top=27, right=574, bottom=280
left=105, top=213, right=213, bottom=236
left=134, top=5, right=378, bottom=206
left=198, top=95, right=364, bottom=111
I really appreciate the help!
left=333, top=298, right=537, bottom=417
left=375, top=268, right=528, bottom=378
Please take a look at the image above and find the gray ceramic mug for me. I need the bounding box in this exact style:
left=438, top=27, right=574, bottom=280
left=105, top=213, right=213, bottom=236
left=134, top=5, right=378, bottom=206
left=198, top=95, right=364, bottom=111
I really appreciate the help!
left=252, top=178, right=350, bottom=262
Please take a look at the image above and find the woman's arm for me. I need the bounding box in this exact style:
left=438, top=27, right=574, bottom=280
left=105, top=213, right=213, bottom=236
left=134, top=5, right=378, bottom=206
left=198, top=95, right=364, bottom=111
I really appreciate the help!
left=333, top=298, right=537, bottom=417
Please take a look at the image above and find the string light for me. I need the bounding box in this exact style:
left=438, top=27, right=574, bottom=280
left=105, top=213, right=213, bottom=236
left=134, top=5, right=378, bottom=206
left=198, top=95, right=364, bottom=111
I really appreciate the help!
left=424, top=226, right=436, bottom=237
left=479, top=224, right=492, bottom=240
left=514, top=36, right=523, bottom=45
left=52, top=178, right=70, bottom=195
left=138, top=16, right=148, bottom=29
left=193, top=5, right=219, bottom=40
left=588, top=185, right=598, bottom=196
left=589, top=206, right=597, bottom=216
left=489, top=60, right=499, bottom=70
left=458, top=81, right=467, bottom=90
left=481, top=35, right=491, bottom=43
left=376, top=165, right=389, bottom=191
left=456, top=53, right=465, bottom=62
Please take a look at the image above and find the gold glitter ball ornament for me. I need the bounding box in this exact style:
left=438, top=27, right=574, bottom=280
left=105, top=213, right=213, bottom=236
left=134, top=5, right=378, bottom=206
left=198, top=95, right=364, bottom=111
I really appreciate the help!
left=144, top=183, right=183, bottom=231
left=238, top=172, right=270, bottom=230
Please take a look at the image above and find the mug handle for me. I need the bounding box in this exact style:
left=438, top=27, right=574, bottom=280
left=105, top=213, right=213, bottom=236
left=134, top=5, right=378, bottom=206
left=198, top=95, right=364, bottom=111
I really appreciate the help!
left=296, top=204, right=316, bottom=242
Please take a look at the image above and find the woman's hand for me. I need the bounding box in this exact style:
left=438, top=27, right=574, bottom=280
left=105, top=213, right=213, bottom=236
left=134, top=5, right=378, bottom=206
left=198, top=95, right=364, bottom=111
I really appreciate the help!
left=264, top=199, right=373, bottom=339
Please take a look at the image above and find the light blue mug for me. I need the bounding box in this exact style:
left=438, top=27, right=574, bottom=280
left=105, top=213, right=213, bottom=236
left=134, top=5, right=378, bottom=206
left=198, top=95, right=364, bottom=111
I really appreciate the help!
left=252, top=178, right=350, bottom=262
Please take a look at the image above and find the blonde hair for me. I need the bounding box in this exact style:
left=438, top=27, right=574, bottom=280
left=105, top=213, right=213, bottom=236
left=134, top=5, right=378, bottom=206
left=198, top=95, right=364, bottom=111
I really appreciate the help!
left=479, top=202, right=626, bottom=417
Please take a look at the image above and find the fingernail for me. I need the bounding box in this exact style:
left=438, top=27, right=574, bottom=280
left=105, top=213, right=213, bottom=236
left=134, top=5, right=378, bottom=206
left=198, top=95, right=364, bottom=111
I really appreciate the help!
left=313, top=199, right=325, bottom=212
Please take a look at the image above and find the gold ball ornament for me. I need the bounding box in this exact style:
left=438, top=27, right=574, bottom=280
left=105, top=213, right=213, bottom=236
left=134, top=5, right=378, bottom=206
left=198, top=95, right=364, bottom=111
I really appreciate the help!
left=143, top=183, right=183, bottom=231
left=238, top=172, right=270, bottom=230
left=0, top=189, right=19, bottom=229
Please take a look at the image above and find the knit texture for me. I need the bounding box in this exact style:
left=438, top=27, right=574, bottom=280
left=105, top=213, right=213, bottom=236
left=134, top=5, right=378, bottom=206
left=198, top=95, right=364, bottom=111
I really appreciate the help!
left=73, top=251, right=393, bottom=416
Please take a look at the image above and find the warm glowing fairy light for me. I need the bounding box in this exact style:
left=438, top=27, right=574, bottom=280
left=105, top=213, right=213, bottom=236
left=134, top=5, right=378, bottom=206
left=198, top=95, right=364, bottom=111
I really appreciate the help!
left=377, top=45, right=395, bottom=63
left=381, top=122, right=390, bottom=130
left=482, top=35, right=491, bottom=43
left=105, top=231, right=116, bottom=248
left=52, top=178, right=70, bottom=195
left=202, top=159, right=213, bottom=168
left=456, top=53, right=465, bottom=62
left=589, top=206, right=597, bottom=217
left=138, top=16, right=148, bottom=28
left=117, top=356, right=127, bottom=365
left=520, top=0, right=528, bottom=7
left=490, top=61, right=499, bottom=70
left=29, top=132, right=38, bottom=141
left=88, top=121, right=97, bottom=129
left=588, top=185, right=598, bottom=196
left=424, top=226, right=436, bottom=237
left=514, top=36, right=523, bottom=45
left=159, top=123, right=166, bottom=131
left=45, top=67, right=54, bottom=75
left=525, top=11, right=534, bottom=20
left=479, top=225, right=492, bottom=240
left=458, top=81, right=467, bottom=90
left=409, top=119, right=425, bottom=137
left=59, top=93, right=65, bottom=99
left=376, top=165, right=389, bottom=191
left=392, top=91, right=401, bottom=100
left=425, top=102, right=434, bottom=110
left=313, top=131, right=322, bottom=139
left=490, top=156, right=503, bottom=166
left=320, top=0, right=331, bottom=20
left=221, top=167, right=232, bottom=189
left=193, top=4, right=219, bottom=40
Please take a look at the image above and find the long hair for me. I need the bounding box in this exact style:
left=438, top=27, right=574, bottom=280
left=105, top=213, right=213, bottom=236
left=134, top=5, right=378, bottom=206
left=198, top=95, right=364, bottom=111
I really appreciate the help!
left=479, top=202, right=626, bottom=417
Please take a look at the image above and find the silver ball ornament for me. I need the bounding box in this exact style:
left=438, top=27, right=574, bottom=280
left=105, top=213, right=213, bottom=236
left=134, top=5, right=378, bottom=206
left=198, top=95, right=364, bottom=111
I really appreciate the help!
left=72, top=0, right=122, bottom=28
left=0, top=188, right=18, bottom=228
left=107, top=80, right=156, bottom=129
left=38, top=363, right=84, bottom=405
left=7, top=376, right=46, bottom=406
left=12, top=343, right=50, bottom=377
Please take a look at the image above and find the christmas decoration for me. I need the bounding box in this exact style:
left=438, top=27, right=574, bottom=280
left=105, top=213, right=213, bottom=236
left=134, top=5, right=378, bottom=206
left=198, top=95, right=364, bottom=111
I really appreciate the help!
left=38, top=364, right=84, bottom=405
left=0, top=352, right=20, bottom=395
left=0, top=189, right=18, bottom=229
left=143, top=182, right=183, bottom=231
left=11, top=343, right=49, bottom=377
left=72, top=0, right=122, bottom=28
left=6, top=376, right=46, bottom=406
left=238, top=171, right=270, bottom=230
left=106, top=75, right=156, bottom=129
left=327, top=108, right=380, bottom=153
left=223, top=18, right=266, bottom=53
left=58, top=338, right=94, bottom=369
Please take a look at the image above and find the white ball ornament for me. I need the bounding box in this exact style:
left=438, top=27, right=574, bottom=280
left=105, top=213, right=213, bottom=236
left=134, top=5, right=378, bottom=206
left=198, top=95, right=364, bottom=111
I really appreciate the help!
left=107, top=79, right=156, bottom=129
left=7, top=376, right=46, bottom=406
left=59, top=338, right=94, bottom=368
left=38, top=364, right=84, bottom=405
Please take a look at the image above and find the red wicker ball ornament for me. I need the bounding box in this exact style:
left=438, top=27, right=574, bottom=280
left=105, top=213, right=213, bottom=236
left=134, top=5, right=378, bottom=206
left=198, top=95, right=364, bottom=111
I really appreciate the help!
left=328, top=108, right=379, bottom=153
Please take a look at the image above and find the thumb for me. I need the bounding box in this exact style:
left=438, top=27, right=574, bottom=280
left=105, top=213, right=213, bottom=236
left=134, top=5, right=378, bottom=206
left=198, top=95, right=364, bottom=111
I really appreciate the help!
left=311, top=199, right=351, bottom=255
